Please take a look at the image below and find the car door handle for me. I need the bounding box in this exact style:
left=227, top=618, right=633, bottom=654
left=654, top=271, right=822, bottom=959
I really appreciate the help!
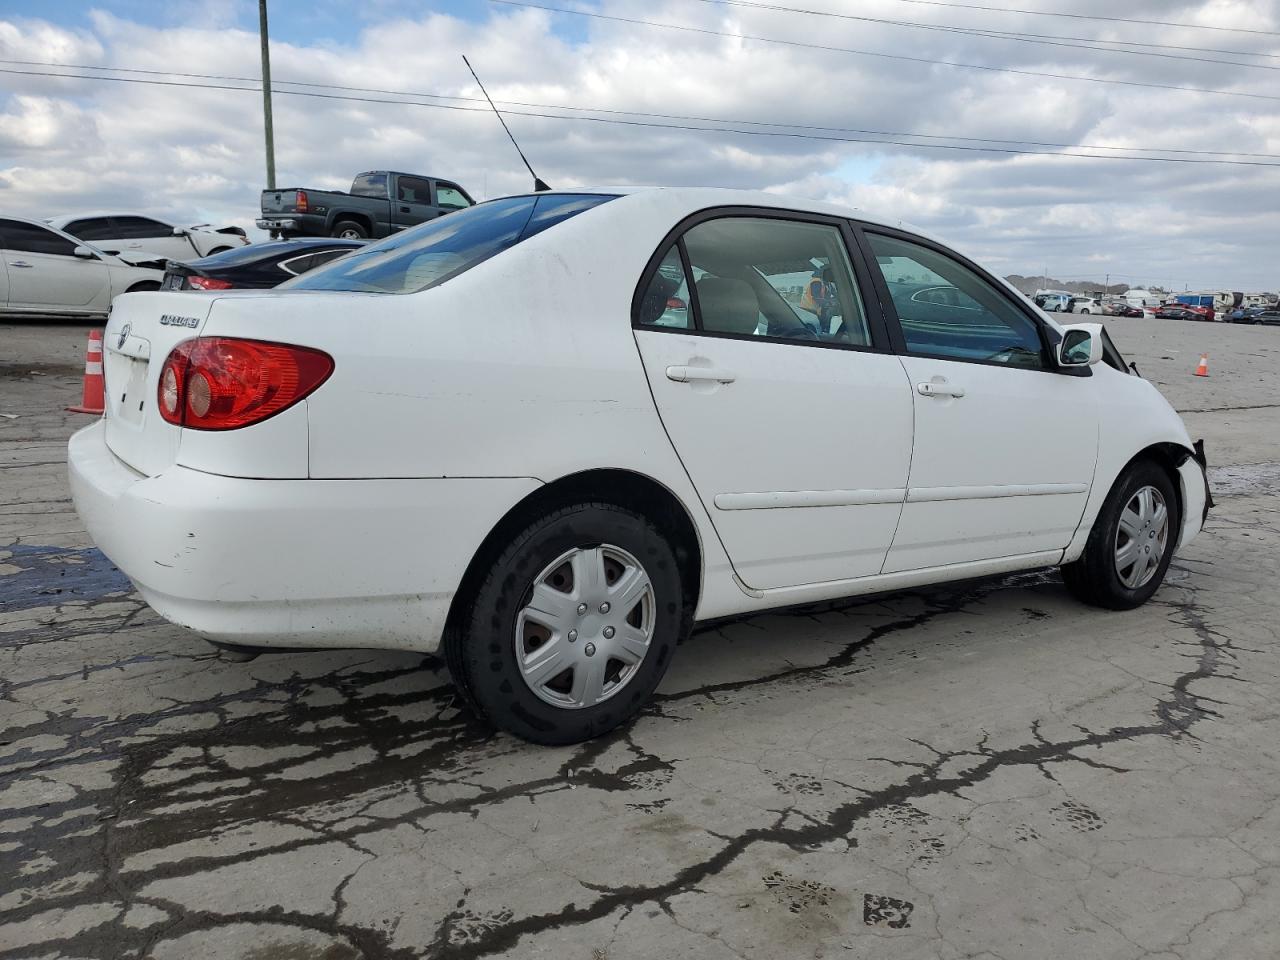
left=9, top=261, right=33, bottom=268
left=400, top=206, right=411, bottom=213
left=667, top=365, right=736, bottom=384
left=917, top=381, right=965, bottom=398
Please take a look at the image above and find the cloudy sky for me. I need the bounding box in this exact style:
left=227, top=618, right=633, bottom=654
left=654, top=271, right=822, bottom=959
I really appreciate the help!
left=2, top=0, right=1277, bottom=289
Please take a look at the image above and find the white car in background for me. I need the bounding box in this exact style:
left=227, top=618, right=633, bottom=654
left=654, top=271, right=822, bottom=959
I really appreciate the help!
left=1070, top=296, right=1101, bottom=315
left=1, top=216, right=166, bottom=319
left=68, top=188, right=1210, bottom=745
left=45, top=213, right=249, bottom=262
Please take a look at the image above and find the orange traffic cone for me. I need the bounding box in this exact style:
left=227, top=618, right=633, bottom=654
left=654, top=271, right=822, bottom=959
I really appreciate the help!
left=67, top=330, right=105, bottom=414
left=1193, top=353, right=1209, bottom=378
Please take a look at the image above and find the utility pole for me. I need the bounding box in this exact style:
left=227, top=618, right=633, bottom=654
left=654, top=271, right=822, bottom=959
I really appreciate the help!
left=259, top=0, right=276, bottom=189
left=1105, top=272, right=1110, bottom=294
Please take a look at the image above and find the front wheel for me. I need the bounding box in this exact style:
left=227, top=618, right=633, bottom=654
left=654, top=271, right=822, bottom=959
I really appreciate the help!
left=1062, top=460, right=1180, bottom=610
left=446, top=502, right=686, bottom=745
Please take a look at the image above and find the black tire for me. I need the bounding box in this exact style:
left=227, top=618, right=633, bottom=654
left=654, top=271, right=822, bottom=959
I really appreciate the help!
left=331, top=220, right=369, bottom=240
left=446, top=502, right=686, bottom=745
left=126, top=281, right=161, bottom=293
left=1062, top=460, right=1180, bottom=610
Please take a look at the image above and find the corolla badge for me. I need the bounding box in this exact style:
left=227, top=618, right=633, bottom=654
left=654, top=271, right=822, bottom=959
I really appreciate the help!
left=117, top=323, right=132, bottom=349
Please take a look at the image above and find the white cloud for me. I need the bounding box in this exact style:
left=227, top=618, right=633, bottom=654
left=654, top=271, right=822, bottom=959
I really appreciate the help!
left=1, top=0, right=1277, bottom=288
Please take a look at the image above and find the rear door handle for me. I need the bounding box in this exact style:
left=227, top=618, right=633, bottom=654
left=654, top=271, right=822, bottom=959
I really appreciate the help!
left=667, top=365, right=736, bottom=384
left=400, top=206, right=411, bottom=213
left=9, top=261, right=32, bottom=268
left=917, top=381, right=965, bottom=398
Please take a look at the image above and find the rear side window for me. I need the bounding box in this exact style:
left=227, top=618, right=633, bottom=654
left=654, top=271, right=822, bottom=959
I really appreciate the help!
left=63, top=217, right=116, bottom=241
left=288, top=194, right=616, bottom=294
left=397, top=176, right=432, bottom=203
left=113, top=216, right=172, bottom=239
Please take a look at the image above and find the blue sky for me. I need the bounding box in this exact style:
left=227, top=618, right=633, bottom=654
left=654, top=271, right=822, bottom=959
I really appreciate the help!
left=1, top=0, right=569, bottom=45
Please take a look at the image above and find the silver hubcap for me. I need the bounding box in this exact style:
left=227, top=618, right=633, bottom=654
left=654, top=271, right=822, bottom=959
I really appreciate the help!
left=515, top=545, right=656, bottom=710
left=1115, top=485, right=1169, bottom=589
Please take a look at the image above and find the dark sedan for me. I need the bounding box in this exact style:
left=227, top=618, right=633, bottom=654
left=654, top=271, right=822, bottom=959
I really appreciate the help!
left=1105, top=303, right=1144, bottom=317
left=161, top=238, right=364, bottom=290
left=1154, top=304, right=1209, bottom=322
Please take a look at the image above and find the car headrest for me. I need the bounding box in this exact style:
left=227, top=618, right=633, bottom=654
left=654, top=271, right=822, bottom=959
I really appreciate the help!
left=696, top=278, right=759, bottom=335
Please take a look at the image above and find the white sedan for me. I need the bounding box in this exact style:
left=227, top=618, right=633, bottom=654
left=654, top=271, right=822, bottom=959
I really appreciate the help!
left=1, top=216, right=166, bottom=319
left=68, top=188, right=1210, bottom=744
left=45, top=212, right=249, bottom=262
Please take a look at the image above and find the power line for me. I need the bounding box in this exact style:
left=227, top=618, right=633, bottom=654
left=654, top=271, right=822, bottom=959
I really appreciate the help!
left=878, top=0, right=1280, bottom=38
left=491, top=0, right=1280, bottom=102
left=494, top=0, right=1280, bottom=103
left=687, top=0, right=1280, bottom=70
left=6, top=65, right=1280, bottom=168
left=7, top=58, right=1279, bottom=160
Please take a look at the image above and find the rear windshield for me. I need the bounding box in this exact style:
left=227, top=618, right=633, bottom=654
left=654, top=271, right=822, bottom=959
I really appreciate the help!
left=287, top=193, right=616, bottom=295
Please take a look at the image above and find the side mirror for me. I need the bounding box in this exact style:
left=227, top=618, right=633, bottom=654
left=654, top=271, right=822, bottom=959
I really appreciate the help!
left=172, top=227, right=188, bottom=237
left=72, top=245, right=96, bottom=259
left=1058, top=326, right=1103, bottom=367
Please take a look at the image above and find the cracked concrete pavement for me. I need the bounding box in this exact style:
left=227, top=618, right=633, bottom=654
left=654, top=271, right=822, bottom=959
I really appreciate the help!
left=2, top=317, right=1279, bottom=959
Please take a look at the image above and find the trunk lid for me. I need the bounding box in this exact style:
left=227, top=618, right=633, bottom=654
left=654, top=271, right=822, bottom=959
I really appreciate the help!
left=101, top=292, right=216, bottom=476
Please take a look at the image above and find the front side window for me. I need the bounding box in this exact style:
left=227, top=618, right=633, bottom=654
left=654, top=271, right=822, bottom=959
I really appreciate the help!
left=0, top=220, right=77, bottom=256
left=287, top=193, right=615, bottom=294
left=866, top=232, right=1046, bottom=369
left=436, top=185, right=471, bottom=210
left=664, top=217, right=871, bottom=346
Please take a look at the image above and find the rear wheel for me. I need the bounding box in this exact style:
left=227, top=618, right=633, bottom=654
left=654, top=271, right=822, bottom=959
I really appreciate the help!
left=446, top=502, right=685, bottom=744
left=1062, top=460, right=1179, bottom=610
left=331, top=220, right=368, bottom=240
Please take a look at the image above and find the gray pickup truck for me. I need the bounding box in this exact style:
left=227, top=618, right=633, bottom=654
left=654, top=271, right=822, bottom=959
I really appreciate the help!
left=257, top=171, right=475, bottom=240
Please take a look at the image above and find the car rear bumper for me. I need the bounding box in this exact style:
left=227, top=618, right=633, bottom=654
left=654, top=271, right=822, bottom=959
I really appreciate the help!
left=68, top=420, right=540, bottom=652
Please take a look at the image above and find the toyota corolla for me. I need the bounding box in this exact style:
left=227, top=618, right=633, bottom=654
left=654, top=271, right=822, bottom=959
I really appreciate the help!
left=68, top=188, right=1210, bottom=744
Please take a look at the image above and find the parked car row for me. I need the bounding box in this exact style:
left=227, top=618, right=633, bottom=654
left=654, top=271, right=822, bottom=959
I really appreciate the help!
left=1226, top=306, right=1280, bottom=325
left=0, top=216, right=170, bottom=320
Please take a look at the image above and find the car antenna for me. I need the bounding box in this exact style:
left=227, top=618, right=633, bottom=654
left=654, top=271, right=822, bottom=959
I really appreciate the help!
left=462, top=55, right=551, bottom=193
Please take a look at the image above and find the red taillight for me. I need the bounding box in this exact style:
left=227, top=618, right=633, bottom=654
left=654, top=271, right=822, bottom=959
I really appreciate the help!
left=296, top=190, right=308, bottom=213
left=157, top=338, right=334, bottom=431
left=188, top=276, right=234, bottom=290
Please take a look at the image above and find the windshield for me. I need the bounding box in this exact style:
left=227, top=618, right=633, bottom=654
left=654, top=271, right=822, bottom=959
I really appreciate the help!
left=287, top=193, right=617, bottom=295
